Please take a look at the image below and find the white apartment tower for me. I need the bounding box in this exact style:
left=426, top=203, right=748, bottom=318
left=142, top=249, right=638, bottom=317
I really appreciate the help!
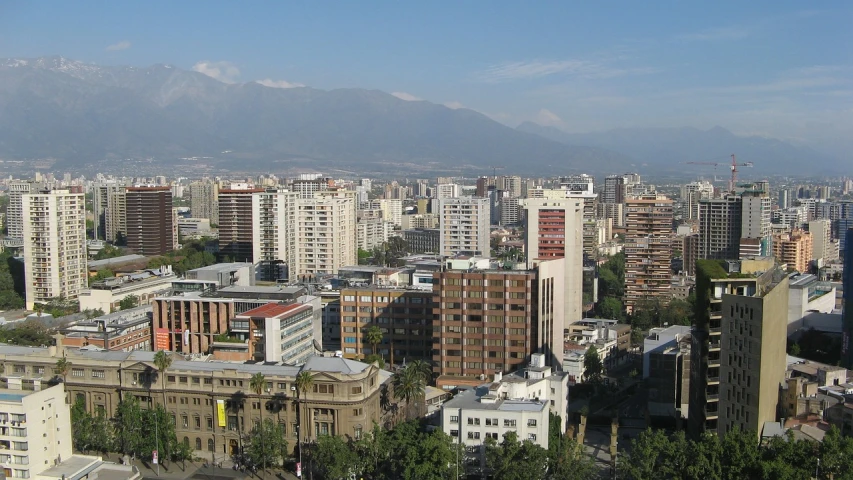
left=437, top=197, right=490, bottom=257
left=682, top=181, right=715, bottom=221
left=22, top=189, right=87, bottom=309
left=739, top=189, right=773, bottom=258
left=252, top=190, right=298, bottom=282
left=6, top=180, right=46, bottom=244
left=435, top=183, right=461, bottom=199
left=293, top=197, right=356, bottom=278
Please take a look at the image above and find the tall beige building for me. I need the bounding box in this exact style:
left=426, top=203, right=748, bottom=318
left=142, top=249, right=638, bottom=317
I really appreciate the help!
left=189, top=181, right=219, bottom=225
left=808, top=219, right=835, bottom=262
left=92, top=183, right=128, bottom=242
left=624, top=194, right=674, bottom=312
left=718, top=268, right=789, bottom=436
left=520, top=192, right=584, bottom=324
left=22, top=188, right=87, bottom=309
left=293, top=197, right=356, bottom=279
left=772, top=229, right=813, bottom=273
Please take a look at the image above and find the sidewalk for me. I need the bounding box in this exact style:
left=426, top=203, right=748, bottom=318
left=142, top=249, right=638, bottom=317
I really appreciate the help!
left=98, top=453, right=299, bottom=480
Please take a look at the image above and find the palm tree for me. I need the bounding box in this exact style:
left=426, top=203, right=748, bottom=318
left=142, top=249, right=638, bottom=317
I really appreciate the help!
left=249, top=372, right=267, bottom=469
left=391, top=361, right=431, bottom=420
left=55, top=356, right=70, bottom=383
left=294, top=370, right=314, bottom=469
left=365, top=325, right=383, bottom=360
left=153, top=350, right=172, bottom=407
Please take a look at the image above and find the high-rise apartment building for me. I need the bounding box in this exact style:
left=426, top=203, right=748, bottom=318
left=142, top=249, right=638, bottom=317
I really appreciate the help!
left=125, top=186, right=177, bottom=256
left=291, top=176, right=330, bottom=199
left=682, top=181, right=715, bottom=221
left=188, top=181, right=219, bottom=225
left=435, top=183, right=461, bottom=199
left=218, top=187, right=264, bottom=262
left=498, top=175, right=522, bottom=198
left=366, top=199, right=403, bottom=227
left=22, top=188, right=87, bottom=309
left=682, top=233, right=700, bottom=276
left=438, top=197, right=490, bottom=257
left=93, top=183, right=128, bottom=242
left=520, top=194, right=584, bottom=323
left=739, top=189, right=773, bottom=257
left=252, top=190, right=298, bottom=282
left=623, top=194, right=674, bottom=312
left=772, top=229, right=813, bottom=273
left=808, top=219, right=835, bottom=262
left=6, top=180, right=46, bottom=245
left=293, top=197, right=356, bottom=278
left=432, top=258, right=566, bottom=386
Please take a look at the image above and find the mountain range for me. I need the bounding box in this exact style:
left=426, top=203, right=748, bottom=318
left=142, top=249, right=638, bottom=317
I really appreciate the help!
left=0, top=56, right=840, bottom=176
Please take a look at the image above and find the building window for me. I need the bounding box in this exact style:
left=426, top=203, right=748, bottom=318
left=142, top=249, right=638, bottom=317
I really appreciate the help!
left=467, top=418, right=480, bottom=426
left=34, top=366, right=44, bottom=375
left=92, top=370, right=105, bottom=379
left=313, top=384, right=334, bottom=394
left=168, top=375, right=176, bottom=382
left=354, top=426, right=362, bottom=440
left=450, top=416, right=459, bottom=424
left=527, top=420, right=537, bottom=427
left=192, top=377, right=201, bottom=384
left=503, top=419, right=516, bottom=427
left=71, top=368, right=84, bottom=378
left=351, top=386, right=362, bottom=394
left=13, top=365, right=24, bottom=374
left=196, top=437, right=202, bottom=450
left=528, top=434, right=537, bottom=442
left=353, top=408, right=363, bottom=416
left=485, top=418, right=498, bottom=426
left=204, top=378, right=212, bottom=385
left=182, top=416, right=189, bottom=428
left=467, top=432, right=481, bottom=440
left=450, top=430, right=458, bottom=437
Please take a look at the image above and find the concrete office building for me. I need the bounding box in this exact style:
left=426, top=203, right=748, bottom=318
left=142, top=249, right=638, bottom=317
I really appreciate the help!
left=22, top=188, right=87, bottom=309
left=357, top=219, right=393, bottom=251
left=739, top=189, right=773, bottom=258
left=125, top=186, right=177, bottom=256
left=520, top=194, right=584, bottom=324
left=294, top=197, right=356, bottom=278
left=0, top=345, right=383, bottom=461
left=699, top=194, right=743, bottom=260
left=688, top=257, right=780, bottom=438
left=624, top=194, right=674, bottom=312
left=231, top=303, right=315, bottom=364
left=78, top=265, right=176, bottom=312
left=718, top=268, right=789, bottom=436
left=188, top=181, right=219, bottom=225
left=644, top=327, right=692, bottom=421
left=61, top=305, right=153, bottom=352
left=437, top=197, right=490, bottom=257
left=218, top=187, right=264, bottom=262
left=842, top=228, right=853, bottom=368
left=339, top=287, right=434, bottom=362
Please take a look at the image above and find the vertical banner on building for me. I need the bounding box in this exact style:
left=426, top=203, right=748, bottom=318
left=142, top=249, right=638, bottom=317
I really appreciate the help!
left=152, top=450, right=158, bottom=465
left=154, top=328, right=170, bottom=351
left=183, top=329, right=190, bottom=346
left=216, top=399, right=226, bottom=427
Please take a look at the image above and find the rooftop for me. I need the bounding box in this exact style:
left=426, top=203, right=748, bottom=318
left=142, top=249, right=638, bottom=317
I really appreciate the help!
left=218, top=285, right=305, bottom=295
left=88, top=254, right=147, bottom=269
left=187, top=262, right=253, bottom=273
left=237, top=302, right=309, bottom=318
left=443, top=387, right=547, bottom=412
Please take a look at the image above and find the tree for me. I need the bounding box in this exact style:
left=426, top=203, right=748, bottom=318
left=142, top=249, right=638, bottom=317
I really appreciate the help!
left=119, top=294, right=140, bottom=310
left=364, top=354, right=386, bottom=369
left=114, top=396, right=146, bottom=457
left=245, top=419, right=288, bottom=470
left=295, top=370, right=314, bottom=461
left=486, top=431, right=549, bottom=480
left=153, top=350, right=172, bottom=406
left=583, top=346, right=603, bottom=384
left=595, top=296, right=624, bottom=321
left=249, top=372, right=268, bottom=469
left=89, top=268, right=115, bottom=285
left=358, top=248, right=371, bottom=265
left=365, top=325, right=384, bottom=360
left=392, top=361, right=431, bottom=420
left=55, top=356, right=70, bottom=383
left=313, top=434, right=361, bottom=480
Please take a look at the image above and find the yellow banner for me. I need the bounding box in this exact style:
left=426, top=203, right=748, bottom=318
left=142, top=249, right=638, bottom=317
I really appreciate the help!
left=217, top=399, right=226, bottom=427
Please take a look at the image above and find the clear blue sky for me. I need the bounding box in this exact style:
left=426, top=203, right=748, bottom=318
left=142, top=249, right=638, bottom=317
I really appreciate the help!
left=1, top=1, right=851, bottom=154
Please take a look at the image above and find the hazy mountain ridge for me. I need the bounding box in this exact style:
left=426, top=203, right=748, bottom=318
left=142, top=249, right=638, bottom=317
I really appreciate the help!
left=0, top=56, right=630, bottom=174
left=516, top=121, right=842, bottom=175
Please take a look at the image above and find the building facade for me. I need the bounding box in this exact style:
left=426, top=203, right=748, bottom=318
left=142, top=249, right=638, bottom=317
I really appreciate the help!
left=218, top=188, right=264, bottom=262
left=624, top=194, right=674, bottom=312
left=189, top=181, right=219, bottom=225
left=772, top=229, right=813, bottom=273
left=294, top=197, right=356, bottom=279
left=0, top=346, right=383, bottom=461
left=125, top=186, right=177, bottom=256
left=438, top=197, right=490, bottom=257
left=22, top=188, right=87, bottom=309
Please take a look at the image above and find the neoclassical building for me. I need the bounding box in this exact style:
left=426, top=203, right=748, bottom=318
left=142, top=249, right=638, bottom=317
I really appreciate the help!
left=0, top=339, right=385, bottom=462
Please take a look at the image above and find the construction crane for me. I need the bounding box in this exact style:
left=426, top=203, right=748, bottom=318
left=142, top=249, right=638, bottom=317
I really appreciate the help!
left=488, top=165, right=505, bottom=179
left=685, top=154, right=753, bottom=192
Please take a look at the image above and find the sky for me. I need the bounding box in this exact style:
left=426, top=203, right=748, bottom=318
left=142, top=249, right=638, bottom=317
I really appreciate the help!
left=1, top=1, right=851, bottom=155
